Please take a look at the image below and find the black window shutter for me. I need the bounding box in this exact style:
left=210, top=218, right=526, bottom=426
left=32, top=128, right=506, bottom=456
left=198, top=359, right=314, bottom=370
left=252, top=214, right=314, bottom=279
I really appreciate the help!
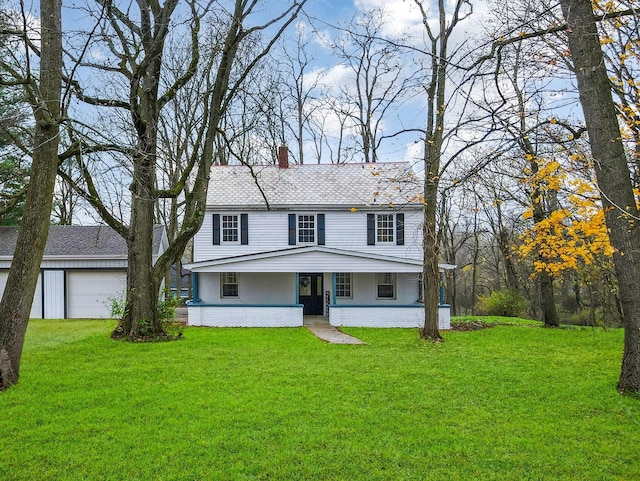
left=317, top=214, right=325, bottom=245
left=288, top=214, right=296, bottom=245
left=213, top=214, right=220, bottom=245
left=367, top=214, right=375, bottom=245
left=240, top=214, right=248, bottom=245
left=396, top=213, right=404, bottom=246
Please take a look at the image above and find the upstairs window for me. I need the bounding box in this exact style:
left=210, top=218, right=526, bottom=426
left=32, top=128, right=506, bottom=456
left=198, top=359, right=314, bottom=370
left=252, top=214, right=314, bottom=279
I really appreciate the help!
left=376, top=214, right=394, bottom=243
left=213, top=213, right=248, bottom=245
left=289, top=213, right=325, bottom=246
left=222, top=215, right=238, bottom=243
left=298, top=214, right=315, bottom=244
left=367, top=213, right=404, bottom=246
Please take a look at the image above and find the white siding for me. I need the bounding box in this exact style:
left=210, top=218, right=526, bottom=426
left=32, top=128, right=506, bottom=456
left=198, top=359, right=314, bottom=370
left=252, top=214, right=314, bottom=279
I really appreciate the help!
left=329, top=305, right=451, bottom=329
left=195, top=251, right=421, bottom=273
left=198, top=272, right=296, bottom=304
left=0, top=270, right=42, bottom=318
left=188, top=305, right=303, bottom=327
left=333, top=272, right=421, bottom=305
left=40, top=259, right=127, bottom=269
left=43, top=270, right=65, bottom=319
left=66, top=271, right=126, bottom=318
left=194, top=210, right=423, bottom=262
left=31, top=275, right=43, bottom=318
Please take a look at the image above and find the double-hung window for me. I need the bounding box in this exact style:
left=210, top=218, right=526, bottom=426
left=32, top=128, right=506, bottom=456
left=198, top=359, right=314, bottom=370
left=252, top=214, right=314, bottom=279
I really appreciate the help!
left=367, top=213, right=404, bottom=246
left=213, top=213, right=248, bottom=245
left=221, top=272, right=238, bottom=297
left=298, top=214, right=315, bottom=244
left=222, top=215, right=239, bottom=243
left=288, top=213, right=325, bottom=245
left=376, top=273, right=396, bottom=299
left=376, top=214, right=395, bottom=243
left=335, top=273, right=352, bottom=298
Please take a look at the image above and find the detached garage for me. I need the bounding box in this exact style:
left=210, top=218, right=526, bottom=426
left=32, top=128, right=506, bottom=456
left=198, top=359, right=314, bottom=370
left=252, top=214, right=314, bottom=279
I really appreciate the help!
left=0, top=225, right=167, bottom=319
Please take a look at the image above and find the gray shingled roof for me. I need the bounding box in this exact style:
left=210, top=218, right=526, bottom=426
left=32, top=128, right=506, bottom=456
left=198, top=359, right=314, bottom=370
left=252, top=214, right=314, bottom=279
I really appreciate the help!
left=0, top=225, right=165, bottom=257
left=207, top=162, right=423, bottom=209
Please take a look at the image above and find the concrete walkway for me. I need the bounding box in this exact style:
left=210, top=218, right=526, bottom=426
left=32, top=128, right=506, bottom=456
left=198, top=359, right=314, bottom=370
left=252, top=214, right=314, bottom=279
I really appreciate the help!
left=304, top=316, right=366, bottom=345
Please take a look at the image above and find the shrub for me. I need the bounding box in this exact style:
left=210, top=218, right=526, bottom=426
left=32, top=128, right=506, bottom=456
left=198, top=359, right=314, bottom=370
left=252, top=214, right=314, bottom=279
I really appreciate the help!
left=159, top=294, right=182, bottom=338
left=109, top=293, right=182, bottom=338
left=478, top=290, right=528, bottom=317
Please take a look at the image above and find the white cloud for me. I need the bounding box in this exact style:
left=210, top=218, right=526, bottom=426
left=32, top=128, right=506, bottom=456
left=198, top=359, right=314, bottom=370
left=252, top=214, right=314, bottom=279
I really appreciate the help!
left=353, top=0, right=424, bottom=38
left=306, top=63, right=353, bottom=95
left=3, top=9, right=41, bottom=50
left=353, top=0, right=491, bottom=48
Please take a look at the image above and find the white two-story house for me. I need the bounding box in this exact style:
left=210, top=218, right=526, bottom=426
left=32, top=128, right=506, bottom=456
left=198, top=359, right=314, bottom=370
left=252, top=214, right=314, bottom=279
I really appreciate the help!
left=185, top=148, right=452, bottom=328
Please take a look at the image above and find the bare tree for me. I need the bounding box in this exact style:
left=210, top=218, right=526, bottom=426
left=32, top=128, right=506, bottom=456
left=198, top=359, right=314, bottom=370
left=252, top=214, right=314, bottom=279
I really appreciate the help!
left=58, top=0, right=306, bottom=339
left=329, top=8, right=416, bottom=164
left=413, top=0, right=473, bottom=340
left=0, top=0, right=62, bottom=388
left=278, top=26, right=326, bottom=164
left=559, top=0, right=640, bottom=393
left=490, top=39, right=560, bottom=326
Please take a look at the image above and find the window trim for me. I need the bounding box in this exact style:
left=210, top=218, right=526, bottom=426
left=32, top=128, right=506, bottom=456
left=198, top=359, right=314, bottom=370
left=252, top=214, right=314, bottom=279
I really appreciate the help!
left=376, top=273, right=396, bottom=299
left=220, top=272, right=239, bottom=298
left=376, top=213, right=395, bottom=244
left=221, top=214, right=240, bottom=244
left=289, top=213, right=325, bottom=246
left=335, top=273, right=352, bottom=299
left=297, top=213, right=316, bottom=245
left=213, top=213, right=248, bottom=246
left=367, top=213, right=404, bottom=246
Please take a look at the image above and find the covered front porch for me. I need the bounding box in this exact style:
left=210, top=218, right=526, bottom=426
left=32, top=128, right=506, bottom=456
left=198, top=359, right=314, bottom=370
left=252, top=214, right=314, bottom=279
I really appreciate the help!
left=185, top=246, right=453, bottom=329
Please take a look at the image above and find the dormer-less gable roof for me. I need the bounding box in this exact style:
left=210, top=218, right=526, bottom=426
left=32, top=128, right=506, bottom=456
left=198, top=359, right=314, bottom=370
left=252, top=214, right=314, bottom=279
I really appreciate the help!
left=0, top=225, right=166, bottom=258
left=207, top=162, right=423, bottom=209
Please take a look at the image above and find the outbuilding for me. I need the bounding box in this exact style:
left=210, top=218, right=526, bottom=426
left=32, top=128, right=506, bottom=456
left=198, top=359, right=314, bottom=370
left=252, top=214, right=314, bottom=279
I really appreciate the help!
left=0, top=225, right=167, bottom=319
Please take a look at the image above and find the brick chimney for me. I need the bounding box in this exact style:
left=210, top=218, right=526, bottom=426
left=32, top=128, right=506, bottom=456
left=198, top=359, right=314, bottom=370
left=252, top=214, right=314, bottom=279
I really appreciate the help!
left=277, top=144, right=289, bottom=169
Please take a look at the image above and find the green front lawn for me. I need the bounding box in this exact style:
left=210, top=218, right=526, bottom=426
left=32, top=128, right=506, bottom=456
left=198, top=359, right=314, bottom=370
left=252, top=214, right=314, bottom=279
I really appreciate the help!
left=0, top=320, right=637, bottom=480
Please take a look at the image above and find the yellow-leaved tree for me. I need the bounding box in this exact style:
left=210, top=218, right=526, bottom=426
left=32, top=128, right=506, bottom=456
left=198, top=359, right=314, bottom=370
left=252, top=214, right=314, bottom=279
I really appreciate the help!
left=519, top=158, right=614, bottom=275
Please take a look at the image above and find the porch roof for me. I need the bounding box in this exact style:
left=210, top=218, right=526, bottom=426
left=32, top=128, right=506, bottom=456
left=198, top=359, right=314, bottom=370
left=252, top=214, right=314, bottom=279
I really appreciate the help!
left=185, top=246, right=455, bottom=273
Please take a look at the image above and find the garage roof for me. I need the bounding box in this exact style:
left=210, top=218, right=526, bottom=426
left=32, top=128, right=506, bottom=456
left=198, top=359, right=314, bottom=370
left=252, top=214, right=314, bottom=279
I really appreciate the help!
left=0, top=225, right=166, bottom=258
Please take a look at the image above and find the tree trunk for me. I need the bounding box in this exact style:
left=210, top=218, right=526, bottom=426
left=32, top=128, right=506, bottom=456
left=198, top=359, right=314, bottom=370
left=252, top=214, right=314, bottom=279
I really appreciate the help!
left=112, top=155, right=162, bottom=338
left=421, top=189, right=441, bottom=340
left=560, top=0, right=640, bottom=393
left=448, top=269, right=457, bottom=316
left=588, top=284, right=596, bottom=327
left=421, top=142, right=442, bottom=340
left=498, top=228, right=520, bottom=291
left=112, top=41, right=164, bottom=338
left=539, top=271, right=559, bottom=326
left=471, top=230, right=480, bottom=316
left=0, top=0, right=62, bottom=389
left=116, top=192, right=161, bottom=337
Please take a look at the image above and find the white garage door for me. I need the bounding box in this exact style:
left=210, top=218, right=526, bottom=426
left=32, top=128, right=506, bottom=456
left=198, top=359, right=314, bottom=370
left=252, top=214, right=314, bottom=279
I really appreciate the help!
left=66, top=270, right=126, bottom=318
left=0, top=270, right=43, bottom=318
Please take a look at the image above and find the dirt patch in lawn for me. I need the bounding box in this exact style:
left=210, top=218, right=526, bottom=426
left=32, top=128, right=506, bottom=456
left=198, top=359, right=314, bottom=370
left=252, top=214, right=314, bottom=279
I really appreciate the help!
left=450, top=321, right=496, bottom=331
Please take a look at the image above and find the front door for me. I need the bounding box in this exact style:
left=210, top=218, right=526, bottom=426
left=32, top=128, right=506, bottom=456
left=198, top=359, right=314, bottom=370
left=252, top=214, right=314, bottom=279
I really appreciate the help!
left=299, top=273, right=323, bottom=315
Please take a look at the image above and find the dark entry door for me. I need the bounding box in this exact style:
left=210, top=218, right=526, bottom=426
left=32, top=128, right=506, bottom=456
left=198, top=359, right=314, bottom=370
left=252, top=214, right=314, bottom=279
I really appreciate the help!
left=299, top=273, right=323, bottom=315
